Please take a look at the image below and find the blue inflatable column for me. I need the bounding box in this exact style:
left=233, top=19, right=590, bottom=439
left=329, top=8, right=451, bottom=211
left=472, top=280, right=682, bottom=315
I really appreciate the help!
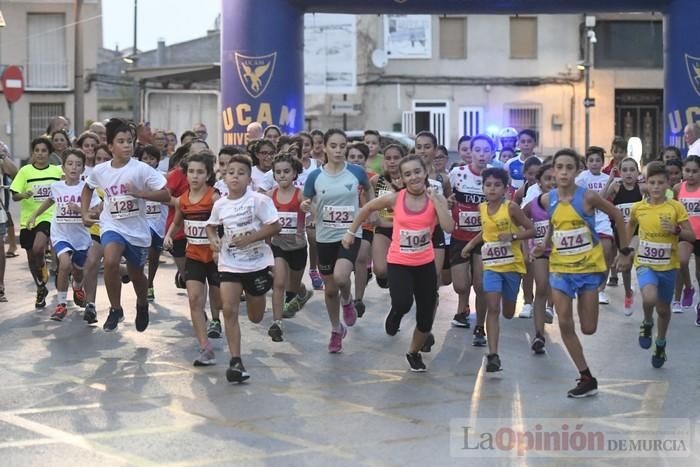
left=665, top=0, right=700, bottom=151
left=220, top=0, right=304, bottom=145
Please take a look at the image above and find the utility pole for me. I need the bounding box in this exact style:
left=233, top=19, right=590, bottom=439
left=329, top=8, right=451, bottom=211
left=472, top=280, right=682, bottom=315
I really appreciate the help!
left=74, top=0, right=84, bottom=132
left=132, top=0, right=140, bottom=122
left=583, top=16, right=597, bottom=150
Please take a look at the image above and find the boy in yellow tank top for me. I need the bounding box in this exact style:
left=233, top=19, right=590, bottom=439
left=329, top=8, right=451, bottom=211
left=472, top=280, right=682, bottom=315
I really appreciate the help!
left=534, top=149, right=632, bottom=398
left=461, top=168, right=535, bottom=373
left=624, top=161, right=693, bottom=368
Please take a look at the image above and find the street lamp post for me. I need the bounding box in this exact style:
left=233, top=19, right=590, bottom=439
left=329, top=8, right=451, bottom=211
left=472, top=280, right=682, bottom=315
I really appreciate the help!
left=583, top=16, right=597, bottom=150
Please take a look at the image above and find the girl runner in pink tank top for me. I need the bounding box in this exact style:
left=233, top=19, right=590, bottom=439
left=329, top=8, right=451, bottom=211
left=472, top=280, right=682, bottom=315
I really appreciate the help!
left=342, top=155, right=454, bottom=372
left=674, top=156, right=700, bottom=316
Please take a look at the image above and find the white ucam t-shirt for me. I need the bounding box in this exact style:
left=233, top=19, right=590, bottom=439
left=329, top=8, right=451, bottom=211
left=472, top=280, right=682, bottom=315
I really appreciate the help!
left=575, top=170, right=612, bottom=235
left=207, top=191, right=279, bottom=273
left=85, top=158, right=167, bottom=248
left=49, top=180, right=100, bottom=251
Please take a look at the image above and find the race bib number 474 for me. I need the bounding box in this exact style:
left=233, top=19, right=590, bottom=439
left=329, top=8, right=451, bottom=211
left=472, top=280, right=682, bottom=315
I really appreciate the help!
left=552, top=227, right=592, bottom=255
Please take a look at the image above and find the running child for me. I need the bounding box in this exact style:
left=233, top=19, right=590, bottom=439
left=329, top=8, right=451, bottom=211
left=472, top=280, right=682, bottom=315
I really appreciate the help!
left=206, top=154, right=281, bottom=382
left=674, top=155, right=700, bottom=321
left=461, top=168, right=535, bottom=372
left=363, top=129, right=383, bottom=174
left=347, top=142, right=374, bottom=317
left=10, top=137, right=63, bottom=308
left=624, top=161, right=693, bottom=368
left=164, top=152, right=221, bottom=366
left=137, top=145, right=169, bottom=301
left=370, top=144, right=405, bottom=288
left=81, top=118, right=169, bottom=332
left=603, top=157, right=645, bottom=312
left=533, top=149, right=631, bottom=398
left=343, top=155, right=454, bottom=371
left=268, top=153, right=313, bottom=323
left=27, top=149, right=99, bottom=321
left=522, top=162, right=556, bottom=354
left=575, top=147, right=616, bottom=305
left=302, top=129, right=372, bottom=353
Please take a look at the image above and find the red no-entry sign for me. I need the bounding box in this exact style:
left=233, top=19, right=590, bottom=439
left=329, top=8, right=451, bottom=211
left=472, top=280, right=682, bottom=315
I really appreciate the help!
left=2, top=66, right=24, bottom=104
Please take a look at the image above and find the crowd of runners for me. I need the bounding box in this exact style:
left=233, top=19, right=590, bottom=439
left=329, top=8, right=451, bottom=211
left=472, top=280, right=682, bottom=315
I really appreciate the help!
left=2, top=115, right=700, bottom=398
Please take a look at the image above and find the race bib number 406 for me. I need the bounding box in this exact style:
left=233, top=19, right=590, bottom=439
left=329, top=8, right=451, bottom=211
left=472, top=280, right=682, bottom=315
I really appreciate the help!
left=109, top=195, right=139, bottom=220
left=552, top=227, right=592, bottom=256
left=322, top=205, right=354, bottom=228
left=458, top=210, right=481, bottom=232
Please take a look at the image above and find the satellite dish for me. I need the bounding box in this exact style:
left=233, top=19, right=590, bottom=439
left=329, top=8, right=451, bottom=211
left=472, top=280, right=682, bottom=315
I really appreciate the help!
left=627, top=137, right=643, bottom=165
left=371, top=49, right=388, bottom=68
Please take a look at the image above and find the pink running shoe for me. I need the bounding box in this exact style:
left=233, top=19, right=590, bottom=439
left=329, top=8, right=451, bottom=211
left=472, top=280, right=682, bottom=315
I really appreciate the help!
left=342, top=300, right=357, bottom=327
left=682, top=288, right=695, bottom=308
left=309, top=269, right=324, bottom=290
left=328, top=324, right=347, bottom=353
left=624, top=294, right=634, bottom=315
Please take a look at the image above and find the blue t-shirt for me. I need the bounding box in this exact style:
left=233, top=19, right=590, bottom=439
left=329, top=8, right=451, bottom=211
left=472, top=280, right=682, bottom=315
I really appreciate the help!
left=504, top=156, right=526, bottom=189
left=304, top=163, right=369, bottom=243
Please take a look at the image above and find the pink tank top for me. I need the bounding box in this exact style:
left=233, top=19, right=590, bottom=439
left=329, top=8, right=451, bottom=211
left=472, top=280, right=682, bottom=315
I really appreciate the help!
left=387, top=190, right=436, bottom=266
left=678, top=182, right=700, bottom=239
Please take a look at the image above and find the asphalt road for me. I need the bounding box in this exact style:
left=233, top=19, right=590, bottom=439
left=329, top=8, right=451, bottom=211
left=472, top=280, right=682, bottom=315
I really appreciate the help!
left=0, top=249, right=699, bottom=466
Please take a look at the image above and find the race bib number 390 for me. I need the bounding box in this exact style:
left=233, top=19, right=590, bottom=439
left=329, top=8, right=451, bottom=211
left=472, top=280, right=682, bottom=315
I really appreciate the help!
left=637, top=239, right=671, bottom=266
left=109, top=195, right=139, bottom=219
left=552, top=227, right=592, bottom=256
left=322, top=205, right=354, bottom=228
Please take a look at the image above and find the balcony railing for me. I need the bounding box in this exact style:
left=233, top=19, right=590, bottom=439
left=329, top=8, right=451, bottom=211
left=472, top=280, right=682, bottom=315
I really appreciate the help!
left=25, top=62, right=71, bottom=90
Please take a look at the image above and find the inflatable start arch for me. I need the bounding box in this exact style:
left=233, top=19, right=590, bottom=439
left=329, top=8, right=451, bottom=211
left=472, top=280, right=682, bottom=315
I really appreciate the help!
left=221, top=0, right=700, bottom=148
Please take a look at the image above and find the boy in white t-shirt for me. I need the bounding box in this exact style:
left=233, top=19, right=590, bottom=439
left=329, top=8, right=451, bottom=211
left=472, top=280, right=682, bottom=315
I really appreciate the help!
left=207, top=154, right=281, bottom=384
left=27, top=149, right=100, bottom=321
left=81, top=118, right=169, bottom=332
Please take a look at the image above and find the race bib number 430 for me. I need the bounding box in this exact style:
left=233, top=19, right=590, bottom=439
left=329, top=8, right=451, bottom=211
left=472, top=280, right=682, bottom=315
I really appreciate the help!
left=109, top=195, right=139, bottom=219
left=322, top=205, right=354, bottom=228
left=552, top=227, right=592, bottom=256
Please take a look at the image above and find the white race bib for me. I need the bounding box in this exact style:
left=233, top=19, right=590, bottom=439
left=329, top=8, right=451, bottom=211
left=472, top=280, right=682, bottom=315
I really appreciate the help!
left=552, top=227, right=592, bottom=256
left=638, top=239, right=671, bottom=266
left=278, top=212, right=298, bottom=235
left=533, top=220, right=548, bottom=241
left=145, top=201, right=161, bottom=219
left=31, top=184, right=51, bottom=202
left=322, top=205, right=354, bottom=228
left=109, top=195, right=139, bottom=219
left=680, top=198, right=700, bottom=217
left=617, top=203, right=634, bottom=223
left=56, top=203, right=82, bottom=224
left=482, top=241, right=515, bottom=266
left=399, top=228, right=431, bottom=254
left=458, top=210, right=481, bottom=232
left=377, top=189, right=393, bottom=198
left=184, top=220, right=209, bottom=245
left=226, top=227, right=264, bottom=262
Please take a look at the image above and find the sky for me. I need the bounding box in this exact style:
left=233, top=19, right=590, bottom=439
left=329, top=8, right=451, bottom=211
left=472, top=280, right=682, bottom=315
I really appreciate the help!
left=101, top=0, right=220, bottom=52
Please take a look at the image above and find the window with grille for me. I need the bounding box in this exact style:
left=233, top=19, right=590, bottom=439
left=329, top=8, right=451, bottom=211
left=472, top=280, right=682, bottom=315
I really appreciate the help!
left=510, top=17, right=538, bottom=59
left=27, top=13, right=68, bottom=89
left=505, top=104, right=541, bottom=140
left=30, top=103, right=65, bottom=139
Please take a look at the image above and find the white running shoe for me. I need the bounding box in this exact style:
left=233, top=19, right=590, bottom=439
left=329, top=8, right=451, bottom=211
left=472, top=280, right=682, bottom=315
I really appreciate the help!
left=544, top=306, right=554, bottom=323
left=519, top=303, right=533, bottom=318
left=671, top=301, right=683, bottom=314
left=598, top=291, right=610, bottom=305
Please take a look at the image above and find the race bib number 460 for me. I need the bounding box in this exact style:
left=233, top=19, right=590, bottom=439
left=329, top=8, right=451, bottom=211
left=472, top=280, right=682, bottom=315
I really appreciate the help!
left=109, top=195, right=139, bottom=219
left=637, top=239, right=671, bottom=266
left=322, top=205, right=354, bottom=228
left=552, top=227, right=592, bottom=256
left=482, top=241, right=515, bottom=266
left=399, top=228, right=431, bottom=254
